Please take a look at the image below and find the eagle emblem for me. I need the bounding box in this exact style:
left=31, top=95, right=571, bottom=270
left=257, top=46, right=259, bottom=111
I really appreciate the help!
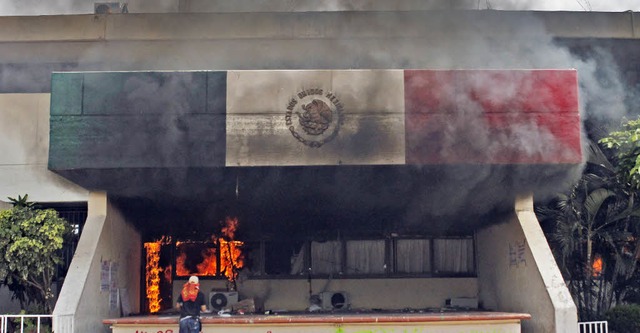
left=285, top=89, right=344, bottom=148
left=298, top=99, right=333, bottom=135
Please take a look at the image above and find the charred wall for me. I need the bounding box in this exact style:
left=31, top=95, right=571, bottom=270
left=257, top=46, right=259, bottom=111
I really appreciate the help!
left=49, top=69, right=581, bottom=236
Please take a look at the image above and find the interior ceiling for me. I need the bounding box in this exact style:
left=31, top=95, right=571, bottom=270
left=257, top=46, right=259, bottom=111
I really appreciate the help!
left=57, top=163, right=580, bottom=240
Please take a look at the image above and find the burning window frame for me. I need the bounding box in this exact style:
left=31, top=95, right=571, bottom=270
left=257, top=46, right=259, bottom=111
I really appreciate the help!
left=143, top=217, right=246, bottom=313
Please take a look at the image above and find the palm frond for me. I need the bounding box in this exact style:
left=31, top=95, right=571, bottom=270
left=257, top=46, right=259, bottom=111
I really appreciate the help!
left=584, top=188, right=616, bottom=224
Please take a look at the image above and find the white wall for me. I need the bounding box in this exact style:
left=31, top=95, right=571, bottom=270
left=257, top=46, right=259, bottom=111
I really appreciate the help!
left=53, top=192, right=141, bottom=333
left=172, top=277, right=477, bottom=311
left=0, top=93, right=88, bottom=203
left=476, top=195, right=577, bottom=333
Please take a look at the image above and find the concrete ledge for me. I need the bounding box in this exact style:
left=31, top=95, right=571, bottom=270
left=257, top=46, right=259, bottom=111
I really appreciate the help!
left=103, top=312, right=531, bottom=333
left=0, top=15, right=107, bottom=42
left=104, top=311, right=531, bottom=325
left=0, top=11, right=637, bottom=43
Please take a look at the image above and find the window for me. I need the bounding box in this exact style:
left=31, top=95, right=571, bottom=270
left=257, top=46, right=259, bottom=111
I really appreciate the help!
left=264, top=241, right=306, bottom=276
left=433, top=238, right=475, bottom=274
left=175, top=241, right=218, bottom=277
left=345, top=240, right=386, bottom=275
left=395, top=239, right=431, bottom=274
left=311, top=241, right=342, bottom=275
left=228, top=236, right=474, bottom=278
left=37, top=202, right=87, bottom=279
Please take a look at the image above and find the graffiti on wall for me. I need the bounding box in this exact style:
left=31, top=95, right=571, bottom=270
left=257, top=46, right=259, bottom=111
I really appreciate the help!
left=509, top=239, right=527, bottom=268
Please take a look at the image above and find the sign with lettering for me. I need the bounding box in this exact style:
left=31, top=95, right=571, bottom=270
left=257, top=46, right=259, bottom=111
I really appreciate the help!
left=109, top=321, right=521, bottom=333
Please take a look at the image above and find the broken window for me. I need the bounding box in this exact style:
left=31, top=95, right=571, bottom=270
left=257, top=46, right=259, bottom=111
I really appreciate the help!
left=263, top=241, right=306, bottom=276
left=175, top=241, right=218, bottom=277
left=167, top=234, right=475, bottom=279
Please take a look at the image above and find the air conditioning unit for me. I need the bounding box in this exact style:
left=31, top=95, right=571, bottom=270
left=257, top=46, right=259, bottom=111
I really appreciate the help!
left=209, top=291, right=239, bottom=311
left=94, top=2, right=128, bottom=14
left=319, top=291, right=349, bottom=310
left=446, top=297, right=478, bottom=309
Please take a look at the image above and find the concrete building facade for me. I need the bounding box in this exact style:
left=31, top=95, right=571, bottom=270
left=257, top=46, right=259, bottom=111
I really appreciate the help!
left=1, top=4, right=639, bottom=333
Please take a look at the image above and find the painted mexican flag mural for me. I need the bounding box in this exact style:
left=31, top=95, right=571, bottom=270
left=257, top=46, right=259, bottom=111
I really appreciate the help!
left=49, top=69, right=580, bottom=171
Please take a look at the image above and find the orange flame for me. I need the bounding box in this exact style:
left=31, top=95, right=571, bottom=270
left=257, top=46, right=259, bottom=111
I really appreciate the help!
left=175, top=241, right=218, bottom=277
left=592, top=255, right=603, bottom=277
left=197, top=247, right=218, bottom=276
left=175, top=243, right=190, bottom=277
left=220, top=239, right=244, bottom=281
left=144, top=241, right=162, bottom=313
left=222, top=217, right=239, bottom=239
left=172, top=217, right=244, bottom=282
left=219, top=217, right=244, bottom=282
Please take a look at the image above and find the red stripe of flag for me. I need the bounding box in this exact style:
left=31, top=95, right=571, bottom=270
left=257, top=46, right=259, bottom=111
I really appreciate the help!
left=404, top=70, right=581, bottom=164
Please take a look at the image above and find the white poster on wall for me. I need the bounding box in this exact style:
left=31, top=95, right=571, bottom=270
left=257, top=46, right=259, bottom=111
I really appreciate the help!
left=109, top=262, right=119, bottom=311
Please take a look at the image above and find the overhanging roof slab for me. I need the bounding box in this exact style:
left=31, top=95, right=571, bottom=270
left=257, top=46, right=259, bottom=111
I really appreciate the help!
left=48, top=69, right=582, bottom=227
left=49, top=69, right=581, bottom=172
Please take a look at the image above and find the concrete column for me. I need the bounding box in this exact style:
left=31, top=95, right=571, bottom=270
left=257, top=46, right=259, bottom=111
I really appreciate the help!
left=53, top=192, right=142, bottom=333
left=476, top=194, right=577, bottom=333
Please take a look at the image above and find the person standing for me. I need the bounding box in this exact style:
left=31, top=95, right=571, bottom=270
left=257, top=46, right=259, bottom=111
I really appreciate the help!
left=176, top=275, right=207, bottom=333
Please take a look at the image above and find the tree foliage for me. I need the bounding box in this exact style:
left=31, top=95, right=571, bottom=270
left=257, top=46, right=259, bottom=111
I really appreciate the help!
left=606, top=304, right=640, bottom=333
left=0, top=195, right=71, bottom=313
left=600, top=118, right=640, bottom=189
left=536, top=142, right=640, bottom=321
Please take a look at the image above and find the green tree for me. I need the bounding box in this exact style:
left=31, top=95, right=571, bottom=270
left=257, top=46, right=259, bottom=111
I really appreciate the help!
left=0, top=195, right=71, bottom=313
left=536, top=141, right=640, bottom=320
left=600, top=118, right=640, bottom=189
left=599, top=118, right=640, bottom=303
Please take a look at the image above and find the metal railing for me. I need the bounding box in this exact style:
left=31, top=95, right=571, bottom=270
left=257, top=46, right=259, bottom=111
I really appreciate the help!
left=0, top=314, right=53, bottom=333
left=579, top=320, right=608, bottom=333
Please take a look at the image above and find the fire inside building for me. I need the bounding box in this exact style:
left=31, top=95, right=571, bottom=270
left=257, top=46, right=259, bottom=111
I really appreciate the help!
left=1, top=2, right=640, bottom=333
